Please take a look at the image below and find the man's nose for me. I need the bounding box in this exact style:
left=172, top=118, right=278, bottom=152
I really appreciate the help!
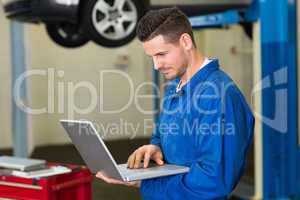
left=153, top=58, right=163, bottom=70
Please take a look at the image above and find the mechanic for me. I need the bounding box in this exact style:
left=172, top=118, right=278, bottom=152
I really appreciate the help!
left=96, top=7, right=255, bottom=200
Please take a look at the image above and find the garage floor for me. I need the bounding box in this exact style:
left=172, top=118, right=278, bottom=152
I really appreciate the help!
left=0, top=138, right=252, bottom=199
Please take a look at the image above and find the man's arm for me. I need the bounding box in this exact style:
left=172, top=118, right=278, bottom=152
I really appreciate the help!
left=140, top=87, right=255, bottom=200
left=149, top=117, right=161, bottom=147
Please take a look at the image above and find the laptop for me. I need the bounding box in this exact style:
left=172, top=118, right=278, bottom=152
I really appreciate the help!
left=60, top=120, right=189, bottom=182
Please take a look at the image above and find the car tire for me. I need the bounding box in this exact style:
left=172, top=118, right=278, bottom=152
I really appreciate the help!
left=82, top=0, right=145, bottom=48
left=45, top=22, right=90, bottom=48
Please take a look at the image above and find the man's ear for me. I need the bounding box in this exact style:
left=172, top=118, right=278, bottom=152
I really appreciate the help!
left=179, top=33, right=193, bottom=50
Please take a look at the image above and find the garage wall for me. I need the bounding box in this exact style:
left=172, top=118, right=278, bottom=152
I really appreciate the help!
left=0, top=13, right=154, bottom=149
left=26, top=24, right=153, bottom=146
left=198, top=25, right=253, bottom=104
left=0, top=13, right=253, bottom=149
left=0, top=8, right=12, bottom=149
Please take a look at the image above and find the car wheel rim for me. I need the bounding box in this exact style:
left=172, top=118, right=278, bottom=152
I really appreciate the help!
left=92, top=0, right=138, bottom=40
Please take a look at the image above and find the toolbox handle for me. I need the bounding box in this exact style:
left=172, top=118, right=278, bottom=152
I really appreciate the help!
left=0, top=180, right=42, bottom=190
left=51, top=176, right=92, bottom=191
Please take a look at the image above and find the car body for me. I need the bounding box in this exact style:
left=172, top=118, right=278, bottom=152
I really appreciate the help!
left=1, top=0, right=252, bottom=48
left=2, top=0, right=79, bottom=23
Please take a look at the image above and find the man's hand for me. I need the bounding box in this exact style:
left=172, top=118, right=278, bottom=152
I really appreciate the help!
left=127, top=144, right=164, bottom=169
left=95, top=144, right=163, bottom=188
left=95, top=172, right=141, bottom=188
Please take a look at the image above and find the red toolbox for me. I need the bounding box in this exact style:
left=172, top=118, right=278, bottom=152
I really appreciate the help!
left=0, top=163, right=93, bottom=200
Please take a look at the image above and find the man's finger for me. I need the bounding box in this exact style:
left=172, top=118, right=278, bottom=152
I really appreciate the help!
left=96, top=172, right=126, bottom=185
left=134, top=150, right=143, bottom=169
left=143, top=151, right=151, bottom=168
left=96, top=172, right=114, bottom=183
left=124, top=181, right=140, bottom=187
left=95, top=172, right=103, bottom=179
left=153, top=156, right=164, bottom=165
left=127, top=154, right=133, bottom=168
left=128, top=153, right=136, bottom=169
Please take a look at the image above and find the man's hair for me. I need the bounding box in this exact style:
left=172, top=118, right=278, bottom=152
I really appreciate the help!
left=136, top=7, right=196, bottom=46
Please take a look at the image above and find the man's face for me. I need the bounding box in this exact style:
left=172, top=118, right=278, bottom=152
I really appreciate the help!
left=142, top=35, right=188, bottom=80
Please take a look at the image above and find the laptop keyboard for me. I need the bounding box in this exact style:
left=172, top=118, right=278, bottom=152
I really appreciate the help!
left=117, top=163, right=164, bottom=174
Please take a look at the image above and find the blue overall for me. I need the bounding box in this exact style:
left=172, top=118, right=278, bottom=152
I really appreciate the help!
left=140, top=59, right=255, bottom=200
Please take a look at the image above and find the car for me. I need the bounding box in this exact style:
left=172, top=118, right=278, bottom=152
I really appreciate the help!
left=1, top=0, right=251, bottom=48
left=1, top=0, right=147, bottom=48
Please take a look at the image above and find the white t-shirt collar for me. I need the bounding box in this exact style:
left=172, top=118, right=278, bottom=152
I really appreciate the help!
left=176, top=58, right=211, bottom=93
